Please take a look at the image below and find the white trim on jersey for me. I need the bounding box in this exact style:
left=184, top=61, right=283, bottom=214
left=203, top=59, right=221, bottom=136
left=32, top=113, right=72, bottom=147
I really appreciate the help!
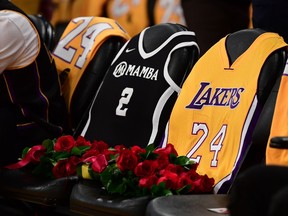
left=148, top=87, right=174, bottom=144
left=283, top=59, right=288, bottom=76
left=138, top=27, right=197, bottom=60
left=164, top=41, right=199, bottom=92
left=213, top=95, right=259, bottom=193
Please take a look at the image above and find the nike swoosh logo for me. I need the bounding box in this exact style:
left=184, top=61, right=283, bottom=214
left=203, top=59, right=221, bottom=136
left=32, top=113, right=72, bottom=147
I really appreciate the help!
left=125, top=48, right=135, bottom=53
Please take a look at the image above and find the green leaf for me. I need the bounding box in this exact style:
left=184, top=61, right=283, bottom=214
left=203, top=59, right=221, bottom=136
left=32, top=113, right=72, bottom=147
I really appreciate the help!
left=88, top=165, right=100, bottom=180
left=169, top=153, right=177, bottom=163
left=21, top=147, right=31, bottom=158
left=32, top=158, right=54, bottom=178
left=100, top=166, right=114, bottom=187
left=176, top=184, right=192, bottom=195
left=42, top=139, right=54, bottom=152
left=107, top=179, right=127, bottom=195
left=174, top=156, right=192, bottom=166
left=150, top=182, right=170, bottom=197
left=71, top=146, right=91, bottom=156
left=53, top=151, right=70, bottom=161
left=142, top=144, right=158, bottom=160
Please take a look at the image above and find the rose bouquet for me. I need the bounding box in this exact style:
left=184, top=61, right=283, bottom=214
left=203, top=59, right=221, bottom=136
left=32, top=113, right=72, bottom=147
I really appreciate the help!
left=6, top=135, right=215, bottom=197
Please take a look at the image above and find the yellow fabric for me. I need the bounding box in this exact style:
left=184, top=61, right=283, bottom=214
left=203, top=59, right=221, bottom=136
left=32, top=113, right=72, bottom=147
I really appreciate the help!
left=11, top=0, right=40, bottom=14
left=167, top=33, right=287, bottom=189
left=154, top=0, right=186, bottom=26
left=266, top=62, right=288, bottom=166
left=52, top=16, right=130, bottom=113
left=50, top=0, right=71, bottom=26
left=71, top=0, right=106, bottom=18
left=51, top=0, right=106, bottom=26
left=106, top=0, right=149, bottom=37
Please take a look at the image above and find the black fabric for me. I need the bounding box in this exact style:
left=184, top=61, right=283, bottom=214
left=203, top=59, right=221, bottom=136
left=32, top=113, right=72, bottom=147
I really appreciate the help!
left=229, top=165, right=288, bottom=216
left=70, top=37, right=125, bottom=129
left=182, top=0, right=250, bottom=56
left=75, top=23, right=198, bottom=148
left=252, top=0, right=288, bottom=43
left=0, top=0, right=68, bottom=166
left=28, top=14, right=56, bottom=51
left=0, top=106, right=18, bottom=166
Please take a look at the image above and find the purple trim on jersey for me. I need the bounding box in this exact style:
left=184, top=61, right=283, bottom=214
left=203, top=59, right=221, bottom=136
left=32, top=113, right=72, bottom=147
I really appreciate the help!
left=217, top=102, right=262, bottom=194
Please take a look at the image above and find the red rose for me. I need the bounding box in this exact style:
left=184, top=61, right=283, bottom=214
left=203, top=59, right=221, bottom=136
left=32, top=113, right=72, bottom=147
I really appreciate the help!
left=75, top=136, right=91, bottom=147
left=161, top=164, right=184, bottom=175
left=90, top=140, right=109, bottom=153
left=91, top=154, right=108, bottom=173
left=138, top=174, right=158, bottom=189
left=178, top=172, right=194, bottom=190
left=155, top=153, right=170, bottom=170
left=184, top=168, right=201, bottom=181
left=116, top=149, right=138, bottom=171
left=154, top=143, right=178, bottom=157
left=192, top=174, right=215, bottom=193
left=102, top=149, right=116, bottom=160
left=114, top=145, right=127, bottom=153
left=157, top=171, right=180, bottom=190
left=131, top=145, right=146, bottom=157
left=52, top=156, right=80, bottom=178
left=134, top=160, right=158, bottom=177
left=81, top=149, right=100, bottom=161
left=54, top=135, right=76, bottom=152
left=27, top=145, right=46, bottom=163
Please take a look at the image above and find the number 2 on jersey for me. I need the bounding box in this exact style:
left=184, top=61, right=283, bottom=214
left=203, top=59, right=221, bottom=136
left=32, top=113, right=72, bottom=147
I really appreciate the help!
left=116, top=87, right=134, bottom=116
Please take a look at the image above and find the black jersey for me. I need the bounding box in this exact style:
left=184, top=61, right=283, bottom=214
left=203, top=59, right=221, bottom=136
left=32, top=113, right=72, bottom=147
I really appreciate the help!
left=78, top=24, right=198, bottom=148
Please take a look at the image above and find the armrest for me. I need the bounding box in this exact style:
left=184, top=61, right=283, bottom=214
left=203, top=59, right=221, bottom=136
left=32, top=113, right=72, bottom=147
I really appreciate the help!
left=270, top=137, right=288, bottom=149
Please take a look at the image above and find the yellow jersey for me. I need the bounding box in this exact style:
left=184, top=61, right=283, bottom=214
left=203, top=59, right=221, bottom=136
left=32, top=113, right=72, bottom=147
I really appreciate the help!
left=164, top=32, right=287, bottom=193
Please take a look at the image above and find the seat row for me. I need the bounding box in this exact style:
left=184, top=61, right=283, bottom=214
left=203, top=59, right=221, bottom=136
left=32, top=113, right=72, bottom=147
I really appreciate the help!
left=0, top=15, right=287, bottom=216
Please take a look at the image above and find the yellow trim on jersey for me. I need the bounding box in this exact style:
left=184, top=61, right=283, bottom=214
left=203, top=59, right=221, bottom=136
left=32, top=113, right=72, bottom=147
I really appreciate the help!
left=53, top=16, right=130, bottom=113
left=167, top=32, right=287, bottom=188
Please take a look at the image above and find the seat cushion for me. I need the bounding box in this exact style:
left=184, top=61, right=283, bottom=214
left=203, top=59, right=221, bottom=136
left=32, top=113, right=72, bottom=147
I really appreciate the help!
left=70, top=180, right=151, bottom=216
left=146, top=194, right=229, bottom=216
left=0, top=168, right=78, bottom=206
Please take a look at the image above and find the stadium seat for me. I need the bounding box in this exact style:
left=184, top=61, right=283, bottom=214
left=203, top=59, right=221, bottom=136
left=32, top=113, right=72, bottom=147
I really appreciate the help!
left=145, top=28, right=287, bottom=216
left=0, top=16, right=130, bottom=215
left=52, top=16, right=130, bottom=130
left=69, top=22, right=199, bottom=216
left=28, top=14, right=56, bottom=51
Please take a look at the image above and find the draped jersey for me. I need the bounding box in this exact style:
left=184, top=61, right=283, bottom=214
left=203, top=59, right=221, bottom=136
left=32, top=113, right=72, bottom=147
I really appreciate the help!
left=52, top=16, right=130, bottom=114
left=105, top=0, right=186, bottom=37
left=80, top=27, right=198, bottom=148
left=0, top=0, right=66, bottom=144
left=164, top=33, right=287, bottom=193
left=266, top=60, right=288, bottom=165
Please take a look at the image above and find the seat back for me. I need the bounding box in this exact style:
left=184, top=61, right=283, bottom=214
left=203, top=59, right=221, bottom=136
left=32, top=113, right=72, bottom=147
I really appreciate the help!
left=162, top=28, right=287, bottom=193
left=74, top=23, right=199, bottom=148
left=52, top=16, right=130, bottom=130
left=28, top=14, right=56, bottom=51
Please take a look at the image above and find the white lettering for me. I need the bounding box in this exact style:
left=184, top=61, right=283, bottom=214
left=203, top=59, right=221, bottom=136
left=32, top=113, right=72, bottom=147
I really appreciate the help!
left=113, top=61, right=158, bottom=81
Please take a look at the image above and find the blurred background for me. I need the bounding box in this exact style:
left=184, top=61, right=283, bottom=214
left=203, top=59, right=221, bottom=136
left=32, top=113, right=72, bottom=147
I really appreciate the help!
left=11, top=0, right=253, bottom=56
